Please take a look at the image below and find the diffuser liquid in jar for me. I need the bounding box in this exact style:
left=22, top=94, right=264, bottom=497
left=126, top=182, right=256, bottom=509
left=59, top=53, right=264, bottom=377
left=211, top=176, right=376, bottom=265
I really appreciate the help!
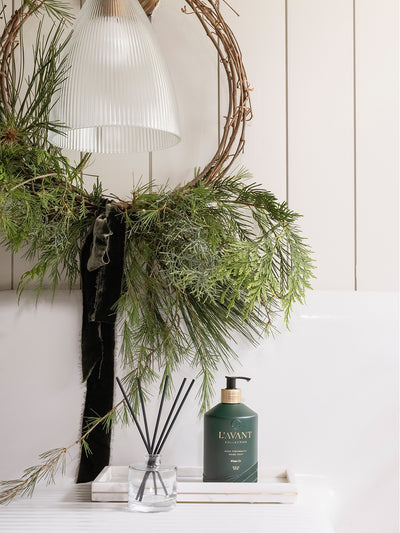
left=128, top=455, right=177, bottom=512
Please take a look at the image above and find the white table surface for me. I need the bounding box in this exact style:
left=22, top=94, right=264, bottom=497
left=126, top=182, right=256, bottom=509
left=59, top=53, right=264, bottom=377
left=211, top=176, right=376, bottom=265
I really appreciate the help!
left=0, top=478, right=336, bottom=532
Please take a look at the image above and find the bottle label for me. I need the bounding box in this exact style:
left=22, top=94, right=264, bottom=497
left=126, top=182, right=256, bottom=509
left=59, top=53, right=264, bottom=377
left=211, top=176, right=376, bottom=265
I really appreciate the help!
left=203, top=416, right=257, bottom=482
left=218, top=431, right=253, bottom=440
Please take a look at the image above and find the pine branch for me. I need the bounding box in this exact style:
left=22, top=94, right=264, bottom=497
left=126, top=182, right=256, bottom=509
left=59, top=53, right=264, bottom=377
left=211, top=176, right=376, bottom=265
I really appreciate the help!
left=0, top=399, right=125, bottom=505
left=0, top=448, right=67, bottom=505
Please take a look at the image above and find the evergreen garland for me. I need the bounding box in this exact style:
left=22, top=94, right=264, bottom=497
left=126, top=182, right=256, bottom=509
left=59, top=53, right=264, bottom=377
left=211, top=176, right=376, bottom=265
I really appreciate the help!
left=0, top=0, right=314, bottom=501
left=0, top=0, right=314, bottom=410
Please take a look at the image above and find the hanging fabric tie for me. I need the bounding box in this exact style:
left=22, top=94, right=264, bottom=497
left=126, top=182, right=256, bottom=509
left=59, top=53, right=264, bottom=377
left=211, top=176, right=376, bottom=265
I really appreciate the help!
left=77, top=204, right=126, bottom=483
left=87, top=211, right=113, bottom=273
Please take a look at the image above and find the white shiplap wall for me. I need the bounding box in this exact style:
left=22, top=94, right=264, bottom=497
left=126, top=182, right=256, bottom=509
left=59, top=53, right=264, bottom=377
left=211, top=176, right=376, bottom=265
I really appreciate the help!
left=0, top=5, right=398, bottom=533
left=0, top=0, right=398, bottom=290
left=356, top=0, right=399, bottom=290
left=287, top=0, right=355, bottom=289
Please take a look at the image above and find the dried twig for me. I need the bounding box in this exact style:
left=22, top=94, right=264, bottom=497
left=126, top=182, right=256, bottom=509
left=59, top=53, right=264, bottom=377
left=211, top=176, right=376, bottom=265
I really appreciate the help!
left=0, top=0, right=49, bottom=112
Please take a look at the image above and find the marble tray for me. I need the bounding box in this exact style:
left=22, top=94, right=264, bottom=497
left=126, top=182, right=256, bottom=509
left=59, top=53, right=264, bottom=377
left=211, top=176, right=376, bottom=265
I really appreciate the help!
left=91, top=466, right=297, bottom=503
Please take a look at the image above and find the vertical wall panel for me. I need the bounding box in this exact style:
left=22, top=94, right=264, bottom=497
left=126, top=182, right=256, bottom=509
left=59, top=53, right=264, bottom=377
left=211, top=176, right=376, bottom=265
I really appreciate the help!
left=0, top=2, right=19, bottom=289
left=2, top=2, right=83, bottom=290
left=12, top=248, right=79, bottom=290
left=0, top=250, right=12, bottom=290
left=356, top=0, right=399, bottom=290
left=12, top=249, right=35, bottom=290
left=288, top=0, right=355, bottom=290
left=151, top=0, right=218, bottom=188
left=84, top=153, right=149, bottom=199
left=222, top=0, right=287, bottom=200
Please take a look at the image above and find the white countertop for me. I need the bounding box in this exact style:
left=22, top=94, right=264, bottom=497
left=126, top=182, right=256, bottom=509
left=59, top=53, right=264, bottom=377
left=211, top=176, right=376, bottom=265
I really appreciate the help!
left=0, top=478, right=336, bottom=533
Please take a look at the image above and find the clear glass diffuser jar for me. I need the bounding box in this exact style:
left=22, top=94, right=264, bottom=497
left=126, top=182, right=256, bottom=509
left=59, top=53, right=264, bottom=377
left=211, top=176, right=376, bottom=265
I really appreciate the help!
left=128, top=455, right=177, bottom=512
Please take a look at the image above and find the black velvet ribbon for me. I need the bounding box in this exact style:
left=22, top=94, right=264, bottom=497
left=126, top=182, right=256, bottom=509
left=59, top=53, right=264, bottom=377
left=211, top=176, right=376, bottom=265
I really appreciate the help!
left=77, top=204, right=126, bottom=483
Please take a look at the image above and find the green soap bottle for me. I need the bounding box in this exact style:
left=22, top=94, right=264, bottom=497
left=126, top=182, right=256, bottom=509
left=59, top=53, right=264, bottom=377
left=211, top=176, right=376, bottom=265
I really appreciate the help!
left=203, top=376, right=258, bottom=482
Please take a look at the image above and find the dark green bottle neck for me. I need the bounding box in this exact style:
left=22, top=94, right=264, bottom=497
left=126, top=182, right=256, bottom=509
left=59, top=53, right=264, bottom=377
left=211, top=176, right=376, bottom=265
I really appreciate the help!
left=205, top=401, right=257, bottom=418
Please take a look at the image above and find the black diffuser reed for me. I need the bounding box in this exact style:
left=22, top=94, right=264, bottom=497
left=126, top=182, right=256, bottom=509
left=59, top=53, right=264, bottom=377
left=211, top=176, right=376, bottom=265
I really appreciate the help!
left=116, top=376, right=195, bottom=502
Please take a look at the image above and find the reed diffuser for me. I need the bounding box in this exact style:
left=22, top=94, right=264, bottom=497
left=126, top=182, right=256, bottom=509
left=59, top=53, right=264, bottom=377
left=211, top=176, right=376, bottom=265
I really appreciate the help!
left=116, top=376, right=194, bottom=512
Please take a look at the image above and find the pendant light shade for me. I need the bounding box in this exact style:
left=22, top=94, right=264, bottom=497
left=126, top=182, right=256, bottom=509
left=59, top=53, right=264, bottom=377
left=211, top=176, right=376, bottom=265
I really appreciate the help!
left=49, top=0, right=180, bottom=153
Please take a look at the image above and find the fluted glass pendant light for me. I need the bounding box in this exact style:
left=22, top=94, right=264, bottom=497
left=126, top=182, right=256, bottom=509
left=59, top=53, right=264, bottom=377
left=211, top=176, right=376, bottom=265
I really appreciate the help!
left=49, top=0, right=180, bottom=153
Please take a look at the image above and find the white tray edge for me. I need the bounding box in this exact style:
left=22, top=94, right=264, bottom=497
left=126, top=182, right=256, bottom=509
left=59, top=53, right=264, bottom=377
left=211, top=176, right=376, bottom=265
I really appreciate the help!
left=91, top=466, right=298, bottom=504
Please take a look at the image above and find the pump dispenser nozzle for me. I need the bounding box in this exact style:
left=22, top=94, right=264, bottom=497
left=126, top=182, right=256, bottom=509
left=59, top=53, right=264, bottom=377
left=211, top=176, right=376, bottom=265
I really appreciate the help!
left=221, top=376, right=251, bottom=403
left=225, top=376, right=251, bottom=389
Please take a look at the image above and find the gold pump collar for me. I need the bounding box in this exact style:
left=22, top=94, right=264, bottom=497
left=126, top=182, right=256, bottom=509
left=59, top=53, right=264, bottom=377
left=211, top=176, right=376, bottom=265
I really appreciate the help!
left=221, top=388, right=241, bottom=404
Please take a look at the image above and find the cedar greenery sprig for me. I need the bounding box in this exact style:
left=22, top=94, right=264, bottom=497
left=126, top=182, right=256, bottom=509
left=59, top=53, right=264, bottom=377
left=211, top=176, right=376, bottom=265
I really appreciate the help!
left=116, top=175, right=314, bottom=412
left=0, top=0, right=315, bottom=503
left=1, top=163, right=315, bottom=408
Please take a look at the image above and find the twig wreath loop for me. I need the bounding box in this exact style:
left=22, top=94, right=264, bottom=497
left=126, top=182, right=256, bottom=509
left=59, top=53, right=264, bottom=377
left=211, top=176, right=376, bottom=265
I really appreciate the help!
left=1, top=0, right=251, bottom=193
